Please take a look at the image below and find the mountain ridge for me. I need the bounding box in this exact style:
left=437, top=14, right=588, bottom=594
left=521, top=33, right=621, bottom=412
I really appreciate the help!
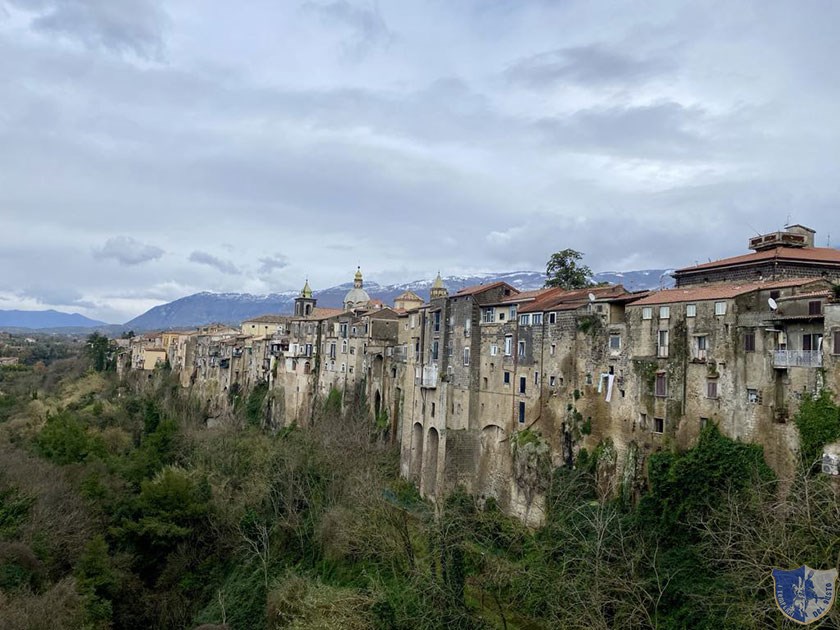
left=123, top=269, right=673, bottom=331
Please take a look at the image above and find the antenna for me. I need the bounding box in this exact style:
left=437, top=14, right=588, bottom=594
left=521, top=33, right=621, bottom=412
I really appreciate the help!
left=768, top=297, right=778, bottom=311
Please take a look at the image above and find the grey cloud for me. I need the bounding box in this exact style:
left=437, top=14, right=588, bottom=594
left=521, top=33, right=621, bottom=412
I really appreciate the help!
left=536, top=102, right=708, bottom=159
left=189, top=251, right=241, bottom=275
left=302, top=1, right=392, bottom=55
left=8, top=0, right=166, bottom=59
left=94, top=235, right=164, bottom=266
left=258, top=254, right=290, bottom=275
left=505, top=44, right=674, bottom=88
left=21, top=285, right=95, bottom=308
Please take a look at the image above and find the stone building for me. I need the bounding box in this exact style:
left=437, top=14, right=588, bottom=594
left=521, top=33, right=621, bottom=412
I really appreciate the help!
left=123, top=224, right=840, bottom=525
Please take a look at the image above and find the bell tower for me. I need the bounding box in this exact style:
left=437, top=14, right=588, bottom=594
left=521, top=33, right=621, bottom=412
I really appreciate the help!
left=294, top=279, right=316, bottom=317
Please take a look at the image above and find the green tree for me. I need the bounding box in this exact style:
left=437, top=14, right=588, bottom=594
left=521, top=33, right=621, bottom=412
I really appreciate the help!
left=544, top=248, right=595, bottom=289
left=85, top=332, right=114, bottom=372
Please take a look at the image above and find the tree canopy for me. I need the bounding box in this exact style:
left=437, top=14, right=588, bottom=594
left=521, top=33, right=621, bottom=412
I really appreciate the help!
left=544, top=248, right=595, bottom=289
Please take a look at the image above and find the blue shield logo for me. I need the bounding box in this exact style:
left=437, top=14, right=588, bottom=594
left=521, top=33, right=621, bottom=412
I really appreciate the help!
left=772, top=565, right=837, bottom=624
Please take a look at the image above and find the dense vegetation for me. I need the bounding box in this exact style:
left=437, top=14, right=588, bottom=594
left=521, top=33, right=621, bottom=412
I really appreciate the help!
left=0, top=350, right=839, bottom=628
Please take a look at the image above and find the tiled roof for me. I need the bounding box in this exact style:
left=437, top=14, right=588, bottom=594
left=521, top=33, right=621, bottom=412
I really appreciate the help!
left=675, top=246, right=840, bottom=274
left=776, top=290, right=830, bottom=302
left=306, top=307, right=344, bottom=320
left=242, top=314, right=289, bottom=324
left=455, top=281, right=512, bottom=296
left=518, top=285, right=628, bottom=313
left=630, top=278, right=821, bottom=306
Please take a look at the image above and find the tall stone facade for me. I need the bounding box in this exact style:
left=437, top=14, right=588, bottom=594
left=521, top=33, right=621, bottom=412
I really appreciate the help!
left=125, top=226, right=840, bottom=525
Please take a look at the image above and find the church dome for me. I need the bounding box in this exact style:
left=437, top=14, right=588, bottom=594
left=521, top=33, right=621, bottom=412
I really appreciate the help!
left=344, top=266, right=371, bottom=309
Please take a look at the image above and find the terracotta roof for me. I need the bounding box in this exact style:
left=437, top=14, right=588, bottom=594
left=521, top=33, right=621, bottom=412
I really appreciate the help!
left=630, top=278, right=821, bottom=306
left=776, top=290, right=830, bottom=302
left=675, top=247, right=840, bottom=274
left=518, top=285, right=628, bottom=314
left=305, top=307, right=344, bottom=320
left=455, top=281, right=513, bottom=297
left=395, top=290, right=423, bottom=302
left=242, top=314, right=289, bottom=324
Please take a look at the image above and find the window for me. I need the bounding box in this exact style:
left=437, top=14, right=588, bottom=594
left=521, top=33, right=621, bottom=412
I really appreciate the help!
left=431, top=402, right=435, bottom=417
left=747, top=388, right=760, bottom=404
left=834, top=330, right=840, bottom=355
left=686, top=304, right=697, bottom=317
left=449, top=315, right=455, bottom=326
left=509, top=306, right=517, bottom=320
left=706, top=380, right=718, bottom=399
left=519, top=314, right=531, bottom=326
left=446, top=340, right=453, bottom=357
left=305, top=343, right=312, bottom=357
left=659, top=306, right=670, bottom=319
left=463, top=348, right=470, bottom=366
left=809, top=300, right=822, bottom=316
left=639, top=413, right=647, bottom=429
left=433, top=311, right=441, bottom=332
left=549, top=375, right=556, bottom=387
left=803, top=333, right=823, bottom=352
left=499, top=312, right=505, bottom=321
left=550, top=343, right=556, bottom=356
left=431, top=340, right=439, bottom=361
left=518, top=340, right=526, bottom=357
left=744, top=331, right=756, bottom=352
left=533, top=313, right=543, bottom=325
left=519, top=376, right=526, bottom=394
left=658, top=330, right=669, bottom=358
left=715, top=301, right=727, bottom=316
left=341, top=363, right=346, bottom=373
left=490, top=345, right=498, bottom=356
left=695, top=335, right=707, bottom=360
left=465, top=319, right=471, bottom=336
left=340, top=323, right=348, bottom=337
left=483, top=308, right=494, bottom=324
left=518, top=401, right=526, bottom=424
left=534, top=371, right=539, bottom=385
left=700, top=417, right=709, bottom=428
left=504, top=371, right=511, bottom=385
left=655, top=372, right=667, bottom=397
left=410, top=315, right=416, bottom=329
left=329, top=342, right=336, bottom=358
left=549, top=312, right=556, bottom=324
left=352, top=326, right=357, bottom=335
left=609, top=334, right=621, bottom=351
left=653, top=417, right=665, bottom=434
left=642, top=307, right=653, bottom=320
left=504, top=336, right=513, bottom=356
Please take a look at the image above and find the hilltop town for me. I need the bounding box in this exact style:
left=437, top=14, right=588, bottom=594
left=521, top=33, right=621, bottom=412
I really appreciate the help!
left=120, top=224, right=840, bottom=524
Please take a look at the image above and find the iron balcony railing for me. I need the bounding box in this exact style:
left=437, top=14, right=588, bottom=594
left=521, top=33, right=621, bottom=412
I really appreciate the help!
left=773, top=350, right=822, bottom=368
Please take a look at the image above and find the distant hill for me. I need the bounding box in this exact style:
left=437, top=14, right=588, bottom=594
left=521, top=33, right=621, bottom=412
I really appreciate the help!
left=0, top=310, right=108, bottom=330
left=123, top=269, right=673, bottom=331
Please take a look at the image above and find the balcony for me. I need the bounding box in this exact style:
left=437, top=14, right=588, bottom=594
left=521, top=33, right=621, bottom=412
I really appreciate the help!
left=773, top=350, right=822, bottom=368
left=421, top=364, right=439, bottom=388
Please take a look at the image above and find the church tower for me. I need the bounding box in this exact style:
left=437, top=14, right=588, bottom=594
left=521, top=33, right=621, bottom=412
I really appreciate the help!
left=294, top=279, right=316, bottom=317
left=430, top=272, right=448, bottom=300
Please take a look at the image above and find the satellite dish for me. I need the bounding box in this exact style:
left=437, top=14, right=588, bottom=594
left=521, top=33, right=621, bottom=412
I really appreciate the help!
left=768, top=297, right=778, bottom=311
left=588, top=293, right=596, bottom=302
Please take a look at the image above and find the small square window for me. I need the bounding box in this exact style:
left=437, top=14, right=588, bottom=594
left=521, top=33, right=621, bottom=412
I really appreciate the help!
left=549, top=312, right=556, bottom=324
left=655, top=372, right=667, bottom=397
left=700, top=417, right=709, bottom=428
left=686, top=304, right=697, bottom=317
left=642, top=307, right=653, bottom=320
left=519, top=314, right=531, bottom=326
left=747, top=388, right=761, bottom=404
left=609, top=334, right=621, bottom=351
left=715, top=301, right=727, bottom=316
left=706, top=380, right=718, bottom=399
left=659, top=306, right=670, bottom=319
left=533, top=313, right=543, bottom=325
left=744, top=331, right=756, bottom=352
left=549, top=375, right=556, bottom=387
left=809, top=300, right=822, bottom=316
left=653, top=417, right=665, bottom=434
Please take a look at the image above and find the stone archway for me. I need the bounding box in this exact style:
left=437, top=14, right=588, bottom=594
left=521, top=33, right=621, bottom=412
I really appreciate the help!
left=410, top=422, right=424, bottom=483
left=478, top=424, right=509, bottom=506
left=424, top=427, right=440, bottom=497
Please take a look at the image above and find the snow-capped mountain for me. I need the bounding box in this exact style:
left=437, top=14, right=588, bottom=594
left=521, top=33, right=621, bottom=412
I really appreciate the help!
left=122, top=269, right=673, bottom=331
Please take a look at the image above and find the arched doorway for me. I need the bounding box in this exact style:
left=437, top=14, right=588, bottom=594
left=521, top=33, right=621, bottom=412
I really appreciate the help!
left=424, top=427, right=440, bottom=497
left=410, top=422, right=424, bottom=483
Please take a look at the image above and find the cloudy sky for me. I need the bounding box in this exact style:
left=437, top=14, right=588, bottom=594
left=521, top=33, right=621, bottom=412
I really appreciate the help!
left=2, top=1, right=839, bottom=323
